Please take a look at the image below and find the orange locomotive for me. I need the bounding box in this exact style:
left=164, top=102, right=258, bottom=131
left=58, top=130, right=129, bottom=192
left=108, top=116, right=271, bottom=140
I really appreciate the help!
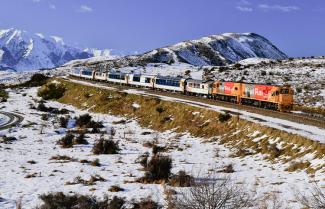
left=211, top=81, right=293, bottom=112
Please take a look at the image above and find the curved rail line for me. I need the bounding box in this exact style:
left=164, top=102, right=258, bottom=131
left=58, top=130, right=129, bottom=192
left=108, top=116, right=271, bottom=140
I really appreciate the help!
left=66, top=77, right=325, bottom=130
left=0, top=111, right=24, bottom=131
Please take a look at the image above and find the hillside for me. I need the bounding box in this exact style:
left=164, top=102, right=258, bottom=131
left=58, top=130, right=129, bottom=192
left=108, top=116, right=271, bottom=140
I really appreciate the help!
left=64, top=32, right=287, bottom=69
left=0, top=28, right=112, bottom=71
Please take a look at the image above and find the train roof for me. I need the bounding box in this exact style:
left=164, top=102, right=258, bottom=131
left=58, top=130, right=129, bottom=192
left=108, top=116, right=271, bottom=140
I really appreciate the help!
left=216, top=80, right=291, bottom=88
left=156, top=75, right=184, bottom=81
left=186, top=79, right=214, bottom=84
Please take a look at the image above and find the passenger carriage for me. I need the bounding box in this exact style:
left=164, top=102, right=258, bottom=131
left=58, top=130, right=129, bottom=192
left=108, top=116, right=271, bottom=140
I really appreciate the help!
left=154, top=76, right=186, bottom=92
left=107, top=72, right=129, bottom=85
left=185, top=79, right=213, bottom=97
left=94, top=70, right=107, bottom=81
left=70, top=67, right=82, bottom=77
left=128, top=74, right=155, bottom=88
left=80, top=68, right=95, bottom=80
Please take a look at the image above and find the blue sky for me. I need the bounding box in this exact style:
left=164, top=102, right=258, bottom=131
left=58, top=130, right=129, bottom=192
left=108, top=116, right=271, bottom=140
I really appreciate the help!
left=0, top=0, right=324, bottom=57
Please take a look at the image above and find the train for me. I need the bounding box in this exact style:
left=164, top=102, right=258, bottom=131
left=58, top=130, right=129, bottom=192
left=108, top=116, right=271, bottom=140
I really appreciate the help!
left=70, top=67, right=294, bottom=112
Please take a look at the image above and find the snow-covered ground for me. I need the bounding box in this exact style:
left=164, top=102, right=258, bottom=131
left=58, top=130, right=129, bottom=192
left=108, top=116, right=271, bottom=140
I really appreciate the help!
left=0, top=85, right=323, bottom=209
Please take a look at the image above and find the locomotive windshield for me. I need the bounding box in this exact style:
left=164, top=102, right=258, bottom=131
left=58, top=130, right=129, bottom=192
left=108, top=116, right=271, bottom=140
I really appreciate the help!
left=280, top=89, right=290, bottom=94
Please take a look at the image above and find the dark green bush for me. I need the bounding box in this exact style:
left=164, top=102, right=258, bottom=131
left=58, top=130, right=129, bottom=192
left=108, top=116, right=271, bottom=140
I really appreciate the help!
left=144, top=155, right=172, bottom=182
left=169, top=170, right=194, bottom=187
left=92, top=138, right=120, bottom=155
left=38, top=83, right=66, bottom=100
left=57, top=134, right=75, bottom=148
left=37, top=192, right=125, bottom=209
left=218, top=113, right=232, bottom=122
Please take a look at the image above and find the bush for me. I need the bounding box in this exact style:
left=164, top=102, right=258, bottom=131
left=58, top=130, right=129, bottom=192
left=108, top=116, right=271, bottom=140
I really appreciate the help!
left=156, top=106, right=165, bottom=114
left=37, top=192, right=125, bottom=209
left=108, top=185, right=125, bottom=192
left=90, top=158, right=101, bottom=167
left=169, top=176, right=252, bottom=209
left=57, top=134, right=75, bottom=148
left=59, top=117, right=69, bottom=128
left=21, top=74, right=49, bottom=87
left=0, top=89, right=8, bottom=102
left=0, top=136, right=17, bottom=144
left=92, top=138, right=120, bottom=155
left=38, top=83, right=66, bottom=100
left=169, top=170, right=194, bottom=187
left=218, top=113, right=231, bottom=122
left=132, top=199, right=161, bottom=209
left=152, top=145, right=166, bottom=155
left=75, top=114, right=103, bottom=129
left=73, top=134, right=89, bottom=145
left=143, top=155, right=172, bottom=182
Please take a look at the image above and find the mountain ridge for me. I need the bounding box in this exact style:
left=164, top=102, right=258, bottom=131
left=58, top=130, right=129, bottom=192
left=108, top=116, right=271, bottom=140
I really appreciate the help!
left=64, top=32, right=288, bottom=70
left=0, top=28, right=113, bottom=71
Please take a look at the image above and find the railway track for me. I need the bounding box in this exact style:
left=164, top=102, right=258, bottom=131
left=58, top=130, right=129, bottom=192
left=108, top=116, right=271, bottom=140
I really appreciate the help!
left=0, top=111, right=24, bottom=131
left=66, top=77, right=325, bottom=130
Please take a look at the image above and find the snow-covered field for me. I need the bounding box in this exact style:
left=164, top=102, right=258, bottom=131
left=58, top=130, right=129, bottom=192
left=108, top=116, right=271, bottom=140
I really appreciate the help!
left=0, top=86, right=323, bottom=209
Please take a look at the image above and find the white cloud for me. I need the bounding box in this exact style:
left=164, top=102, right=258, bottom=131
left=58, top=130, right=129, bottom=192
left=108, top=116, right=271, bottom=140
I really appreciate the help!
left=258, top=4, right=300, bottom=12
left=236, top=6, right=253, bottom=12
left=49, top=4, right=56, bottom=10
left=239, top=0, right=251, bottom=5
left=236, top=0, right=253, bottom=12
left=79, top=5, right=93, bottom=13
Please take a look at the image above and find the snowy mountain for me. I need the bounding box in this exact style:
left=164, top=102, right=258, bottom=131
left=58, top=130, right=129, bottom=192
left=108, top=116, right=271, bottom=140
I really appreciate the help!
left=140, top=32, right=288, bottom=66
left=0, top=28, right=112, bottom=71
left=64, top=32, right=288, bottom=69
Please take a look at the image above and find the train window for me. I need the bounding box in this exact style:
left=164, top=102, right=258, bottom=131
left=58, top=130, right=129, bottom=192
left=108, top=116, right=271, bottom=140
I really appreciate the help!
left=201, top=85, right=204, bottom=89
left=276, top=91, right=279, bottom=95
left=235, top=87, right=238, bottom=91
left=145, top=78, right=151, bottom=83
left=189, top=83, right=193, bottom=87
left=280, top=89, right=288, bottom=94
left=133, top=76, right=140, bottom=82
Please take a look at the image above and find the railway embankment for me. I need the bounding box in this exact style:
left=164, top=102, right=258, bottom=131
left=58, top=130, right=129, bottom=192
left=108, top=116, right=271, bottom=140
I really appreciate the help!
left=40, top=78, right=325, bottom=174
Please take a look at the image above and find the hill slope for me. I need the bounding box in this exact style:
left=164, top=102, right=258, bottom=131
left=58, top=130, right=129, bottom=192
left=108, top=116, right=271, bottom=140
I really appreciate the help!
left=65, top=32, right=287, bottom=69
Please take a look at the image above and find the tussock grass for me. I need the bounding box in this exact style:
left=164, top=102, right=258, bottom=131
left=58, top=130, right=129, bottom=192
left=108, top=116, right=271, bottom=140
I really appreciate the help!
left=46, top=78, right=325, bottom=172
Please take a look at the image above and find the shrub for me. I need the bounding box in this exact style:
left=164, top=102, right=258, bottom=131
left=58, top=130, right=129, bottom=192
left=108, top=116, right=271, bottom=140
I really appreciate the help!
left=21, top=74, right=49, bottom=87
left=143, top=155, right=172, bottom=182
left=0, top=89, right=8, bottom=102
left=152, top=145, right=166, bottom=155
left=156, top=106, right=165, bottom=114
left=37, top=192, right=126, bottom=209
left=108, top=185, right=125, bottom=192
left=168, top=176, right=252, bottom=209
left=169, top=170, right=194, bottom=187
left=132, top=199, right=161, bottom=209
left=0, top=136, right=17, bottom=144
left=57, top=133, right=75, bottom=148
left=76, top=114, right=92, bottom=127
left=90, top=158, right=101, bottom=167
left=218, top=113, right=231, bottom=122
left=73, top=134, right=89, bottom=145
left=92, top=138, right=120, bottom=155
left=38, top=83, right=66, bottom=100
left=59, top=117, right=69, bottom=128
left=220, top=164, right=235, bottom=173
